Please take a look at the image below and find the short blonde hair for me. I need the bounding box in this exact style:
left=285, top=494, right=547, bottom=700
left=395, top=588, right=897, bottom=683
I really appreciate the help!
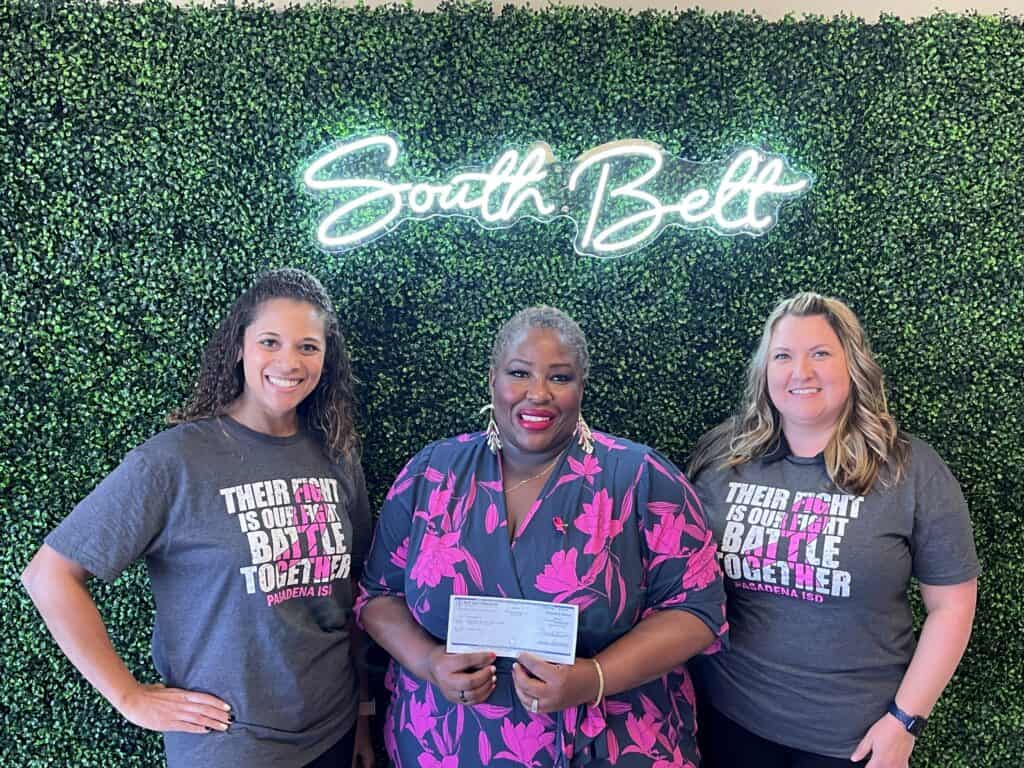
left=690, top=292, right=909, bottom=495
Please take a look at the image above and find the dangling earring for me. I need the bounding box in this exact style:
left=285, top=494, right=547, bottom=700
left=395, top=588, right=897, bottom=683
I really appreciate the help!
left=576, top=414, right=594, bottom=454
left=480, top=404, right=502, bottom=454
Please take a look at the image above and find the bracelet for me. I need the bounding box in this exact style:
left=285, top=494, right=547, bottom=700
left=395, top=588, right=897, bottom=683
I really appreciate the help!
left=590, top=657, right=605, bottom=708
left=358, top=699, right=376, bottom=717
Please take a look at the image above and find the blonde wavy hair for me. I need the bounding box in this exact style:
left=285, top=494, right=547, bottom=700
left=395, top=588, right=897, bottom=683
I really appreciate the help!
left=689, top=292, right=909, bottom=495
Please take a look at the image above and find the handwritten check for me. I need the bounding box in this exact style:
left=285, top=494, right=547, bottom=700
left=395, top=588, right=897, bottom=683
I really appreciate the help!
left=446, top=595, right=579, bottom=665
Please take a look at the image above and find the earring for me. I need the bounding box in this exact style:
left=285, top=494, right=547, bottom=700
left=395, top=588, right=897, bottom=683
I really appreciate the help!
left=576, top=414, right=594, bottom=454
left=480, top=404, right=502, bottom=454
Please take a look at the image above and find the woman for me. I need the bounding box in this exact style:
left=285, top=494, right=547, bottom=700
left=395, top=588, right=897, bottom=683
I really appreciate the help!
left=688, top=292, right=978, bottom=768
left=21, top=268, right=375, bottom=768
left=357, top=306, right=727, bottom=768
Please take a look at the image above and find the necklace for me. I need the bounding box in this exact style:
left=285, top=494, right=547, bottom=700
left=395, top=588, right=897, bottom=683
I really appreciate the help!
left=503, top=451, right=565, bottom=494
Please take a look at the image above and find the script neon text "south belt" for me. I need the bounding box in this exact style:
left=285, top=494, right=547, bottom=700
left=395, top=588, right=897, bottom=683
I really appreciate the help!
left=303, top=135, right=812, bottom=257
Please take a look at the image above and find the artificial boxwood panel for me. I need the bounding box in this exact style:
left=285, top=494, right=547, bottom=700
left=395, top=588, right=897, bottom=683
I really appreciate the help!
left=2, top=1, right=1022, bottom=766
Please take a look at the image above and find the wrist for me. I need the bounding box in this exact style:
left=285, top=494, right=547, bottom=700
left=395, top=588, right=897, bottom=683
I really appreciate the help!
left=358, top=699, right=376, bottom=717
left=887, top=700, right=927, bottom=738
left=108, top=677, right=144, bottom=715
left=422, top=644, right=446, bottom=686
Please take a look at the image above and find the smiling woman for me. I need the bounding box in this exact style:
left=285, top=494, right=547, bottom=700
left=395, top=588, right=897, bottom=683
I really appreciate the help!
left=688, top=292, right=979, bottom=768
left=230, top=298, right=328, bottom=437
left=356, top=306, right=728, bottom=768
left=21, top=269, right=376, bottom=768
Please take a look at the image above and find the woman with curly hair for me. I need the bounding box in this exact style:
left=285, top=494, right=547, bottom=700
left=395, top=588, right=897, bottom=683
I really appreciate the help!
left=22, top=268, right=375, bottom=768
left=688, top=292, right=978, bottom=768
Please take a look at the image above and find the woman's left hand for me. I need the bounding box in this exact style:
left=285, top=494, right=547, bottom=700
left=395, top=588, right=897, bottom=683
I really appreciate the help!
left=850, top=713, right=915, bottom=768
left=512, top=653, right=600, bottom=714
left=353, top=713, right=376, bottom=768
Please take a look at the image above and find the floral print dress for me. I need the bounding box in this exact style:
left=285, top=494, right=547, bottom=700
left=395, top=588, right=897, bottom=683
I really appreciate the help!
left=357, top=431, right=727, bottom=768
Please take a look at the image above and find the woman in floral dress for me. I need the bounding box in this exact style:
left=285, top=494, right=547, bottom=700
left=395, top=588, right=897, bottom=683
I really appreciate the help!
left=358, top=306, right=727, bottom=768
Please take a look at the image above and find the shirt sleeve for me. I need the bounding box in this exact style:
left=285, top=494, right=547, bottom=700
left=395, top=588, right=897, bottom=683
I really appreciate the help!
left=45, top=447, right=171, bottom=583
left=355, top=446, right=432, bottom=620
left=346, top=456, right=373, bottom=580
left=637, top=451, right=729, bottom=650
left=910, top=447, right=981, bottom=586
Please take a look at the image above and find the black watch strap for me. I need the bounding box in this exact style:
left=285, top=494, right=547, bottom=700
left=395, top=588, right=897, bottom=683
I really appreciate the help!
left=887, top=700, right=927, bottom=737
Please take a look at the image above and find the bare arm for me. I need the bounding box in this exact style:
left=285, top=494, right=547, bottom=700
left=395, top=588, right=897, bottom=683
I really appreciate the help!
left=893, top=579, right=978, bottom=716
left=21, top=544, right=231, bottom=733
left=594, top=610, right=715, bottom=696
left=514, top=610, right=715, bottom=712
left=851, top=579, right=977, bottom=768
left=360, top=595, right=496, bottom=705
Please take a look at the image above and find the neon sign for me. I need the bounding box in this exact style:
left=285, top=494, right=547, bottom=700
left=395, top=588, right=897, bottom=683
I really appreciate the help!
left=303, top=135, right=811, bottom=257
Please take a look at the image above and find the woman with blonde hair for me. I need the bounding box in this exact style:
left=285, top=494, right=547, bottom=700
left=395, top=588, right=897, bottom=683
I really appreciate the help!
left=689, top=292, right=978, bottom=768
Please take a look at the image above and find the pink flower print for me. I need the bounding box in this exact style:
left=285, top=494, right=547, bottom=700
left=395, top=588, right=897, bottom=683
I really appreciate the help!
left=479, top=732, right=493, bottom=765
left=644, top=454, right=675, bottom=480
left=622, top=713, right=659, bottom=755
left=580, top=704, right=606, bottom=738
left=646, top=501, right=681, bottom=518
left=495, top=718, right=556, bottom=766
left=418, top=755, right=458, bottom=768
left=485, top=503, right=500, bottom=534
left=416, top=483, right=453, bottom=523
left=387, top=458, right=414, bottom=500
left=592, top=431, right=626, bottom=451
left=553, top=516, right=567, bottom=534
left=575, top=489, right=624, bottom=555
left=653, top=746, right=694, bottom=768
left=384, top=710, right=399, bottom=764
left=406, top=693, right=437, bottom=742
left=566, top=454, right=602, bottom=485
left=607, top=729, right=620, bottom=762
left=390, top=536, right=410, bottom=569
left=646, top=514, right=687, bottom=560
left=515, top=499, right=542, bottom=538
left=410, top=531, right=465, bottom=587
left=387, top=475, right=415, bottom=501
left=682, top=531, right=719, bottom=591
left=535, top=549, right=586, bottom=601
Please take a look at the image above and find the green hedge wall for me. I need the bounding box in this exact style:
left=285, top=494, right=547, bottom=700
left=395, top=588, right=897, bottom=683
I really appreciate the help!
left=2, top=1, right=1022, bottom=765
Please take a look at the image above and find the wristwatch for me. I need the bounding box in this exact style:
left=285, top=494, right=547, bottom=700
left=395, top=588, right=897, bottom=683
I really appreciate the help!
left=887, top=700, right=926, bottom=737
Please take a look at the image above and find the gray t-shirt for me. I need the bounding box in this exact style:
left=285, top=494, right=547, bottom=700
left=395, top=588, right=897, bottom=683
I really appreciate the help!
left=47, top=416, right=372, bottom=768
left=691, top=435, right=979, bottom=758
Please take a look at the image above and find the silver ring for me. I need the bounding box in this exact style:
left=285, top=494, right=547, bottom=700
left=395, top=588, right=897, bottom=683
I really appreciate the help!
left=530, top=697, right=539, bottom=714
left=459, top=690, right=467, bottom=703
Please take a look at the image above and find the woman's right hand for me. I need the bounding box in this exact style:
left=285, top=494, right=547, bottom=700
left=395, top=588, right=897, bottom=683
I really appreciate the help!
left=117, top=682, right=232, bottom=734
left=426, top=647, right=497, bottom=706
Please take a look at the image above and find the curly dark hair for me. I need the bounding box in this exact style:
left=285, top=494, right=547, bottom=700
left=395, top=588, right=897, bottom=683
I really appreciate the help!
left=169, top=268, right=359, bottom=461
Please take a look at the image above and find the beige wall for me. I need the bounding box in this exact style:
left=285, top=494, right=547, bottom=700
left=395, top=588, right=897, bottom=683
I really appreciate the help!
left=251, top=0, right=1022, bottom=21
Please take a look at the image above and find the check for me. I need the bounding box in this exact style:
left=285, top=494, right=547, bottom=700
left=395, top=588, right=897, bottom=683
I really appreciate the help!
left=446, top=595, right=579, bottom=665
